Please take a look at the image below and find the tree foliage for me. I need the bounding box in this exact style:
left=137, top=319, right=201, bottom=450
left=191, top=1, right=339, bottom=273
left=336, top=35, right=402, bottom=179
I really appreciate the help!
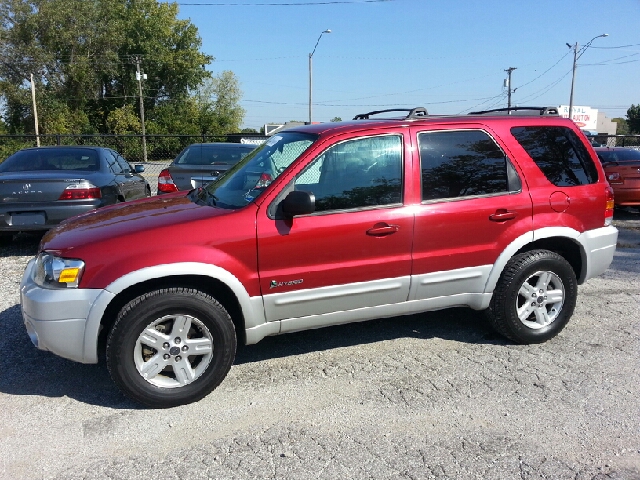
left=627, top=105, right=640, bottom=134
left=0, top=0, right=245, bottom=135
left=612, top=118, right=629, bottom=136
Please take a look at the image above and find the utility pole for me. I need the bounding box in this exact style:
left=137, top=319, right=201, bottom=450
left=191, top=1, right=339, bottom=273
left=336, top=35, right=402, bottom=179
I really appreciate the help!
left=308, top=29, right=331, bottom=124
left=504, top=67, right=517, bottom=112
left=134, top=56, right=148, bottom=162
left=567, top=43, right=578, bottom=122
left=30, top=73, right=40, bottom=147
left=567, top=34, right=608, bottom=122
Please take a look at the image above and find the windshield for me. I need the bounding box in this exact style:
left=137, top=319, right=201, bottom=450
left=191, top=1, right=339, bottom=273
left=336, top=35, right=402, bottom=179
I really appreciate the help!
left=597, top=148, right=640, bottom=164
left=174, top=144, right=255, bottom=166
left=191, top=132, right=317, bottom=209
left=0, top=148, right=100, bottom=172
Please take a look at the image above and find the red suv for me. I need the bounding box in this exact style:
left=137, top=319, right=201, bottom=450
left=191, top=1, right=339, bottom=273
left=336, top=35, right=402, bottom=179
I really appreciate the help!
left=20, top=107, right=618, bottom=408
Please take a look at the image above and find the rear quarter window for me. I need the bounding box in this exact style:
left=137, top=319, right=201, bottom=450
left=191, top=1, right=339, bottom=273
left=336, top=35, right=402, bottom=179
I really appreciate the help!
left=511, top=126, right=599, bottom=186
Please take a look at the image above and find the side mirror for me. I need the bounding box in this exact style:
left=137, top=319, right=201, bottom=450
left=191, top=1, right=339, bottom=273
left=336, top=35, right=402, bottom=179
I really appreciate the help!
left=134, top=164, right=145, bottom=173
left=281, top=190, right=315, bottom=218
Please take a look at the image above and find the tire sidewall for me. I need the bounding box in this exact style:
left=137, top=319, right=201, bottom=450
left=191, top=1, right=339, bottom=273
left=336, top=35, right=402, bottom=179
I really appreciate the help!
left=107, top=290, right=236, bottom=408
left=501, top=252, right=577, bottom=344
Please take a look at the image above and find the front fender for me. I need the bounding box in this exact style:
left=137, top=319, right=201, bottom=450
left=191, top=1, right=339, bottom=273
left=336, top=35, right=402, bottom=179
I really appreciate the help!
left=82, top=262, right=266, bottom=363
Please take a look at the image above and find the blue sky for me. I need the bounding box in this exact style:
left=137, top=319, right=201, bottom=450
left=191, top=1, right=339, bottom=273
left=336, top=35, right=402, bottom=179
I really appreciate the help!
left=172, top=0, right=639, bottom=130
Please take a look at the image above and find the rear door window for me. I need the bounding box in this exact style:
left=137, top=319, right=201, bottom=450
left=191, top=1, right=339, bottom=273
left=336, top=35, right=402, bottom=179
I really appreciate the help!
left=511, top=126, right=598, bottom=186
left=418, top=129, right=519, bottom=201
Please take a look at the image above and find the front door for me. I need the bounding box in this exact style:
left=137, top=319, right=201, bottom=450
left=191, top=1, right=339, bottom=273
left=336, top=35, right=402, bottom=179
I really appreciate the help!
left=256, top=133, right=414, bottom=325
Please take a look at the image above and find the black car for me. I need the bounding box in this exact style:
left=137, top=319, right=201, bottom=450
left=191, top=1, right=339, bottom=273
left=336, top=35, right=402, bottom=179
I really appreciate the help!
left=157, top=142, right=257, bottom=193
left=0, top=146, right=150, bottom=238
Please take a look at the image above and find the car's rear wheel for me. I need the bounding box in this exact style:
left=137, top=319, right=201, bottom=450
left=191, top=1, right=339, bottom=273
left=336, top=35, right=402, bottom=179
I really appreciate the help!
left=486, top=249, right=577, bottom=344
left=106, top=288, right=236, bottom=408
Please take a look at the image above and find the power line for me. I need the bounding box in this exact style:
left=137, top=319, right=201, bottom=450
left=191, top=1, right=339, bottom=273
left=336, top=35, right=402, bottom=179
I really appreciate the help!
left=590, top=43, right=640, bottom=49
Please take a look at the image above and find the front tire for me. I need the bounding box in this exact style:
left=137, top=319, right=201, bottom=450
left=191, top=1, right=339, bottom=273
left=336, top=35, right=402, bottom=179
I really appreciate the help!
left=106, top=288, right=236, bottom=408
left=486, top=250, right=577, bottom=344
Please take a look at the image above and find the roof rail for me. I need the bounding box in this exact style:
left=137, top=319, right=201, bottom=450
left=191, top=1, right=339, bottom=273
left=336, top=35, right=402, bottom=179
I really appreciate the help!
left=468, top=106, right=559, bottom=116
left=353, top=107, right=428, bottom=120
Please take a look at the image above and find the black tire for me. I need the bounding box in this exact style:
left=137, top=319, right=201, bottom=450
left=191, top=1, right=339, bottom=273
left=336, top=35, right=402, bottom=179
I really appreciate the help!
left=486, top=249, right=577, bottom=344
left=106, top=288, right=236, bottom=408
left=0, top=232, right=13, bottom=244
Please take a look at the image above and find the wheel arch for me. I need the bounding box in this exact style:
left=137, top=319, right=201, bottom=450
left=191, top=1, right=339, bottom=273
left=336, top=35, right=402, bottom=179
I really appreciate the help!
left=84, top=263, right=266, bottom=363
left=97, top=275, right=247, bottom=359
left=484, top=228, right=586, bottom=302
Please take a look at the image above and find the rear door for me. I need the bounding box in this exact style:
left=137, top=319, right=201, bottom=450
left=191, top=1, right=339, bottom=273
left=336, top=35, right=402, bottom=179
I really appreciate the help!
left=409, top=125, right=533, bottom=302
left=256, top=131, right=414, bottom=326
left=114, top=152, right=147, bottom=200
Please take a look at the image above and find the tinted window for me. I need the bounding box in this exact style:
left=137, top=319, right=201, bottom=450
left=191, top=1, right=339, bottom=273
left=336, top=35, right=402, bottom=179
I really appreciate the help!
left=0, top=148, right=100, bottom=172
left=175, top=144, right=254, bottom=166
left=294, top=135, right=403, bottom=212
left=597, top=148, right=640, bottom=163
left=419, top=130, right=512, bottom=201
left=511, top=126, right=598, bottom=186
left=105, top=151, right=124, bottom=174
left=115, top=153, right=132, bottom=174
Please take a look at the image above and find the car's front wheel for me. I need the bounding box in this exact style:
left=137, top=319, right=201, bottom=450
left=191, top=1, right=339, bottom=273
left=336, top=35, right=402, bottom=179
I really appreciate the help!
left=486, top=249, right=577, bottom=344
left=106, top=288, right=236, bottom=408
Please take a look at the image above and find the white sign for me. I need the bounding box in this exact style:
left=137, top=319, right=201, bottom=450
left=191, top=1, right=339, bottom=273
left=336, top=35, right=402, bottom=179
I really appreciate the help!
left=558, top=105, right=598, bottom=130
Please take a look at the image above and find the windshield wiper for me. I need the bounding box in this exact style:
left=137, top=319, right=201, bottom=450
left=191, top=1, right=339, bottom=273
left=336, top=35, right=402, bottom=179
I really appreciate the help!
left=189, top=187, right=218, bottom=207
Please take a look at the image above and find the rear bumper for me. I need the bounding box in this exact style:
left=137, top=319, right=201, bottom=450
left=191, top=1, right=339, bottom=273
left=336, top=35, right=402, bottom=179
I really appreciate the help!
left=578, top=225, right=618, bottom=283
left=0, top=201, right=102, bottom=232
left=611, top=187, right=640, bottom=206
left=20, top=258, right=102, bottom=363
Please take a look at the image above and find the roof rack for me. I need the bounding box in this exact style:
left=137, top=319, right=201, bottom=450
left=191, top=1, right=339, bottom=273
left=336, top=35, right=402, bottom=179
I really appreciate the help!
left=468, top=106, right=559, bottom=116
left=353, top=107, right=428, bottom=120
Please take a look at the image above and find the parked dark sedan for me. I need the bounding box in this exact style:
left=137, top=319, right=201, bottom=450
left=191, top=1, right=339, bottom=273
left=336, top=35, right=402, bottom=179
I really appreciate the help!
left=0, top=146, right=150, bottom=238
left=594, top=146, right=640, bottom=209
left=157, top=142, right=257, bottom=193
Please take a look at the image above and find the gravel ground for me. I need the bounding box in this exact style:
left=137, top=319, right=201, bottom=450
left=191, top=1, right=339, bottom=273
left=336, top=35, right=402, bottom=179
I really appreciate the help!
left=0, top=212, right=639, bottom=480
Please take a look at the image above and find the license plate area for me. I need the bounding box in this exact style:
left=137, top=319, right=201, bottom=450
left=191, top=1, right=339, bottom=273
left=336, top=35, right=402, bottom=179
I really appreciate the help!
left=190, top=176, right=218, bottom=189
left=10, top=212, right=46, bottom=226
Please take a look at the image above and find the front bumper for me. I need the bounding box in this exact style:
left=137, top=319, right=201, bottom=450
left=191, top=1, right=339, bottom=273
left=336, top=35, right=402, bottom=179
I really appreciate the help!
left=20, top=258, right=102, bottom=363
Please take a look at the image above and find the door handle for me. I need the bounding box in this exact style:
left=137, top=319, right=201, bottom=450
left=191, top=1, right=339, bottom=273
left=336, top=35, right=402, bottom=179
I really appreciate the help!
left=489, top=209, right=517, bottom=222
left=366, top=223, right=399, bottom=236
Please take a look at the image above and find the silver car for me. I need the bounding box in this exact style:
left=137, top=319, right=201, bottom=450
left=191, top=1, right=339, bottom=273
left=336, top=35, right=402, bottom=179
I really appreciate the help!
left=0, top=146, right=150, bottom=239
left=157, top=143, right=257, bottom=193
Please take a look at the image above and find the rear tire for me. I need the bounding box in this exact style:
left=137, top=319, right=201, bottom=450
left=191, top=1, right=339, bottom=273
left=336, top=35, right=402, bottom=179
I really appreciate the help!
left=106, top=288, right=236, bottom=408
left=0, top=232, right=13, bottom=244
left=486, top=249, right=577, bottom=344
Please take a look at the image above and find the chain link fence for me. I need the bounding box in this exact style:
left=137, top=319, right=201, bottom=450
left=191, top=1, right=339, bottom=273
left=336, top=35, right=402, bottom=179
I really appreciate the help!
left=591, top=134, right=640, bottom=148
left=0, top=133, right=269, bottom=194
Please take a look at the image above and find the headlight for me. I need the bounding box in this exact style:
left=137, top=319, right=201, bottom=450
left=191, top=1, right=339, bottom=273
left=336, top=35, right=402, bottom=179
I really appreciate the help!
left=33, top=253, right=85, bottom=288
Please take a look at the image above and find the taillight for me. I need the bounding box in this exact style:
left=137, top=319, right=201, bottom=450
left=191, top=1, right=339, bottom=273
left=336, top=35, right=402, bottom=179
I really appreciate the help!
left=607, top=172, right=623, bottom=184
left=255, top=172, right=273, bottom=189
left=158, top=168, right=178, bottom=193
left=58, top=182, right=102, bottom=200
left=604, top=184, right=614, bottom=226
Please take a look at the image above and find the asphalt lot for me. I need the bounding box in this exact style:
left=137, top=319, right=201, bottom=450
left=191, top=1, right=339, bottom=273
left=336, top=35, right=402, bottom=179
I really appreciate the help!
left=0, top=210, right=639, bottom=480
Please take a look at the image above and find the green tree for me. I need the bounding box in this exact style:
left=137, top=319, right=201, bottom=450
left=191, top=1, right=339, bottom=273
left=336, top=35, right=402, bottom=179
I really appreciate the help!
left=612, top=118, right=629, bottom=135
left=0, top=0, right=213, bottom=134
left=330, top=116, right=342, bottom=122
left=192, top=71, right=245, bottom=136
left=627, top=105, right=640, bottom=134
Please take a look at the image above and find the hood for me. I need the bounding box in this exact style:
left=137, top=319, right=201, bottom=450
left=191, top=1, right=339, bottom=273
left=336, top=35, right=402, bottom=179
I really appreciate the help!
left=41, top=192, right=233, bottom=252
